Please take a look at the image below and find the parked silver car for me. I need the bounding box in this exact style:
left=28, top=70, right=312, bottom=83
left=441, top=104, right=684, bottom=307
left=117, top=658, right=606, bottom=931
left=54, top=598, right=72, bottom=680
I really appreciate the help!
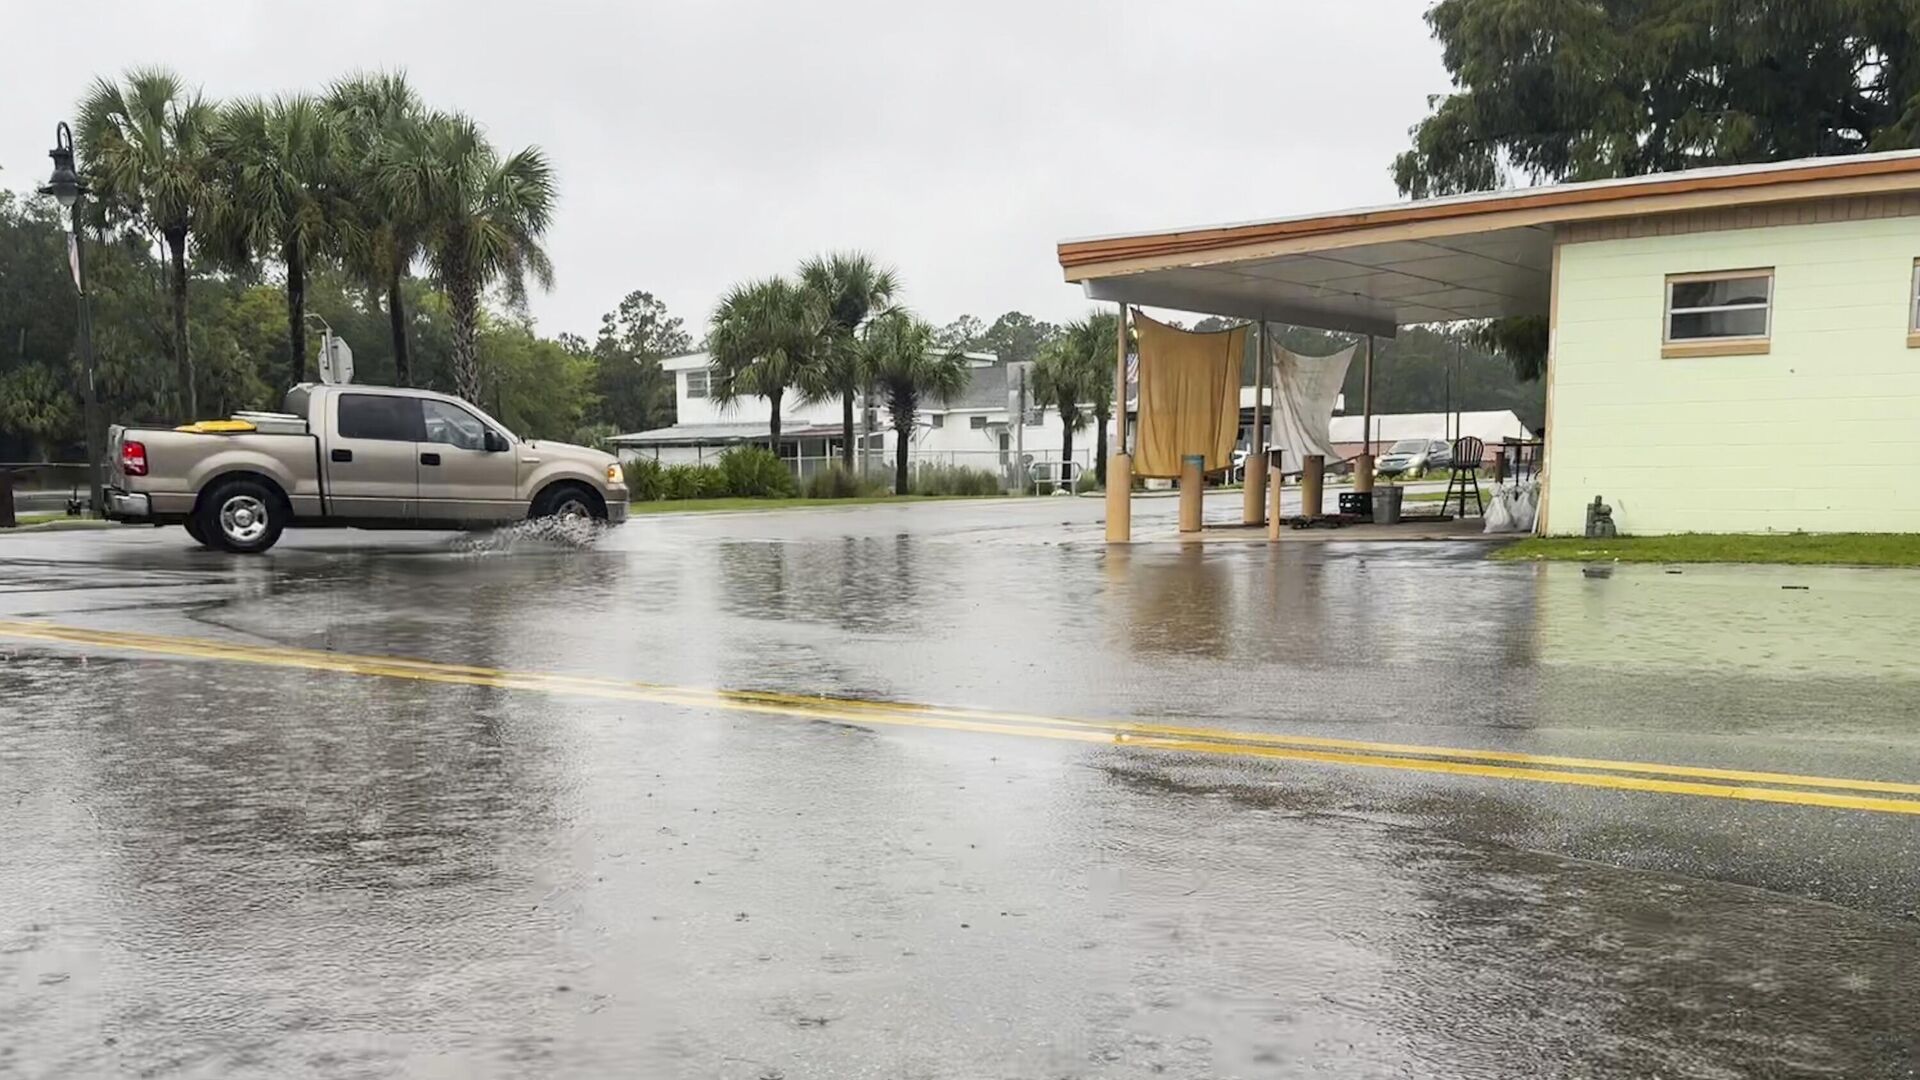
left=1374, top=438, right=1453, bottom=478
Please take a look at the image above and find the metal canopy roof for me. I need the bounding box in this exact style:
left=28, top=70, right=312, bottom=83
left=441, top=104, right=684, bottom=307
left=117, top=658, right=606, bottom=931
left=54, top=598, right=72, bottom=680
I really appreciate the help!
left=1059, top=149, right=1920, bottom=337
left=1080, top=226, right=1553, bottom=337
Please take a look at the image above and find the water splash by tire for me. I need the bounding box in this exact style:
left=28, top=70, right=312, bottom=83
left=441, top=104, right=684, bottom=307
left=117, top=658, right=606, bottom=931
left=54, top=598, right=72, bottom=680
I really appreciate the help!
left=451, top=514, right=612, bottom=555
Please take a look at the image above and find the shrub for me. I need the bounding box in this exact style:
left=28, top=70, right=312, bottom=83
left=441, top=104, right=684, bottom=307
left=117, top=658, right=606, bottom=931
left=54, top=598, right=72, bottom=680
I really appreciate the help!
left=660, top=463, right=724, bottom=500
left=802, top=464, right=890, bottom=499
left=713, top=446, right=797, bottom=498
left=1073, top=470, right=1100, bottom=494
left=910, top=463, right=1004, bottom=497
left=625, top=457, right=665, bottom=501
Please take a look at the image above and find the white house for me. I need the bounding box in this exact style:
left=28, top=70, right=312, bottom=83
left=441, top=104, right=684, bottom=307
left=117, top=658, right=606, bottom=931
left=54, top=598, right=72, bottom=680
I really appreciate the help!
left=611, top=352, right=1101, bottom=483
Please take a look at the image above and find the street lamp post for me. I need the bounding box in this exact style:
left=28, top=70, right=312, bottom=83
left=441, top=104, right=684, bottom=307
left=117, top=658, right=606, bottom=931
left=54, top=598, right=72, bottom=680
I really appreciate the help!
left=39, top=122, right=103, bottom=517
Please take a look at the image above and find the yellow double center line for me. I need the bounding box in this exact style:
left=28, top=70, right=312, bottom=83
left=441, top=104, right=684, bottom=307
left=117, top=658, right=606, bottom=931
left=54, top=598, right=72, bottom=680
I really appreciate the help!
left=5, top=618, right=1920, bottom=816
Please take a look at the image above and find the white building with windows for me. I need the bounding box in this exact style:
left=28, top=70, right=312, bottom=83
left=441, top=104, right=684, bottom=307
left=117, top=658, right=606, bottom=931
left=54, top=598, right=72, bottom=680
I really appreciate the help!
left=611, top=352, right=1100, bottom=483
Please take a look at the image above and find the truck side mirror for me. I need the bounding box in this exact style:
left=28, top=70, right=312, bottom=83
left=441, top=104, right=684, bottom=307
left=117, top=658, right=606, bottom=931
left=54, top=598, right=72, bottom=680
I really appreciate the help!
left=483, top=429, right=510, bottom=453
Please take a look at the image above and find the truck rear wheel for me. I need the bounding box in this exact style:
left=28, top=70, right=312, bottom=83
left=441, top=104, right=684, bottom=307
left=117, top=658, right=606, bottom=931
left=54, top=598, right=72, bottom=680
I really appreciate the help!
left=198, top=478, right=285, bottom=554
left=183, top=517, right=213, bottom=548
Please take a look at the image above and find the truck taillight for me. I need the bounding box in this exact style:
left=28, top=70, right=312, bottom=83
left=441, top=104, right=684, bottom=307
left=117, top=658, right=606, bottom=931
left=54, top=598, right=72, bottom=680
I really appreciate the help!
left=120, top=440, right=148, bottom=476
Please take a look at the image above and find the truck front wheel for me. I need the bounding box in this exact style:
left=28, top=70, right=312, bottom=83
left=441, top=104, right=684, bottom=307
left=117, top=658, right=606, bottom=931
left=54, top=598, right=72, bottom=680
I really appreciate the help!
left=531, top=483, right=605, bottom=522
left=198, top=479, right=285, bottom=554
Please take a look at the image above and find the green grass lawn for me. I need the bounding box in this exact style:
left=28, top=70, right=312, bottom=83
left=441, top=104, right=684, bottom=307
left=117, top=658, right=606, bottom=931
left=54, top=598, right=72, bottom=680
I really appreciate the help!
left=627, top=494, right=1002, bottom=515
left=1496, top=533, right=1920, bottom=568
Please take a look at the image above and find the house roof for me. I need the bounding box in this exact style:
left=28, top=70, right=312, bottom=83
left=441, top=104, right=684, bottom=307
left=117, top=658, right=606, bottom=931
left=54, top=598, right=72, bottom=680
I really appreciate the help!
left=1058, top=149, right=1920, bottom=335
left=660, top=352, right=712, bottom=373
left=941, top=362, right=1009, bottom=411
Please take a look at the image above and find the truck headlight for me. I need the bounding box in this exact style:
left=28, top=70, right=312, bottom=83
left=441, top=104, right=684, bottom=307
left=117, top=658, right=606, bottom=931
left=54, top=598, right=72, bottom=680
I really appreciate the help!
left=606, top=463, right=624, bottom=485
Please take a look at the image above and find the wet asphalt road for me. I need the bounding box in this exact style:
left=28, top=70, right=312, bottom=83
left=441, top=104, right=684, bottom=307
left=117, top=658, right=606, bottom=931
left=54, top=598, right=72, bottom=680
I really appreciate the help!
left=3, top=495, right=1918, bottom=1079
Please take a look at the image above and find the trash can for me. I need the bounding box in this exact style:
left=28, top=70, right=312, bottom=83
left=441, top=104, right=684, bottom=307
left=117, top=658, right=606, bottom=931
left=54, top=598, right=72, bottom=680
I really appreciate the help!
left=1371, top=485, right=1404, bottom=525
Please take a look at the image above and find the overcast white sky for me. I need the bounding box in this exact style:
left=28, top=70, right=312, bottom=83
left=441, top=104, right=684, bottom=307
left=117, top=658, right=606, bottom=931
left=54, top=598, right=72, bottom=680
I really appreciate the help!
left=2, top=1, right=1450, bottom=339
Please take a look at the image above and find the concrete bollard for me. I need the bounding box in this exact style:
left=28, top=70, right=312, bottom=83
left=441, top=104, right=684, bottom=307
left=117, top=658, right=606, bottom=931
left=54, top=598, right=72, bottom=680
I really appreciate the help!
left=1300, top=454, right=1324, bottom=519
left=1266, top=451, right=1285, bottom=540
left=1104, top=453, right=1132, bottom=543
left=1242, top=458, right=1266, bottom=526
left=1353, top=454, right=1374, bottom=494
left=1178, top=454, right=1204, bottom=533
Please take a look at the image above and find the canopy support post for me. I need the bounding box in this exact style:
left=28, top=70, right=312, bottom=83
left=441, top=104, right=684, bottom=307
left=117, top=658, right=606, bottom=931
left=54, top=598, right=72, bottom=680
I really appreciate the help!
left=1242, top=321, right=1267, bottom=525
left=1105, top=303, right=1131, bottom=543
left=1354, top=334, right=1375, bottom=494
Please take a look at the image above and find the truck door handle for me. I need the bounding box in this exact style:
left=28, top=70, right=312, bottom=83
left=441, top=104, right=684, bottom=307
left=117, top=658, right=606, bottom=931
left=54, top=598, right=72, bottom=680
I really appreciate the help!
left=331, top=448, right=353, bottom=463
left=420, top=452, right=441, bottom=466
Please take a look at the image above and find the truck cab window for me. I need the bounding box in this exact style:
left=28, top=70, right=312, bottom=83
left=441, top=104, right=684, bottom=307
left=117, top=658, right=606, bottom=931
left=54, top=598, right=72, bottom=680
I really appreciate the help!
left=338, top=394, right=424, bottom=441
left=422, top=399, right=490, bottom=451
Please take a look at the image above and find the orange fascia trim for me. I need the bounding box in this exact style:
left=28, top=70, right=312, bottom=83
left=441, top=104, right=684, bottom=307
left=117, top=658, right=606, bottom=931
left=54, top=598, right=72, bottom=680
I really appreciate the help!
left=1057, top=155, right=1920, bottom=272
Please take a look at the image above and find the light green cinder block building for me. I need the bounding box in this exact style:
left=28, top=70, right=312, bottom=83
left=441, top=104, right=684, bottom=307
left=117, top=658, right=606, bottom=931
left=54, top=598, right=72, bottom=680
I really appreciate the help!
left=1059, top=150, right=1920, bottom=537
left=1550, top=209, right=1920, bottom=534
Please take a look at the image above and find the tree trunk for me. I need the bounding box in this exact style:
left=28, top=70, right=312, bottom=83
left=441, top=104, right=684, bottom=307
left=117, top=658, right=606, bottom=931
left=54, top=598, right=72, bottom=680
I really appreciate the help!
left=767, top=388, right=783, bottom=452
left=893, top=397, right=912, bottom=495
left=1061, top=421, right=1074, bottom=490
left=387, top=266, right=411, bottom=387
left=448, top=269, right=482, bottom=404
left=166, top=229, right=196, bottom=419
left=285, top=238, right=306, bottom=388
left=1094, top=406, right=1109, bottom=488
left=840, top=387, right=855, bottom=468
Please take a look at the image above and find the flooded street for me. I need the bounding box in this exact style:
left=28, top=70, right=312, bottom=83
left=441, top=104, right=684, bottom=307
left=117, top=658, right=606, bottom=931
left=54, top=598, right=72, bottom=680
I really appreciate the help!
left=3, top=496, right=1918, bottom=1078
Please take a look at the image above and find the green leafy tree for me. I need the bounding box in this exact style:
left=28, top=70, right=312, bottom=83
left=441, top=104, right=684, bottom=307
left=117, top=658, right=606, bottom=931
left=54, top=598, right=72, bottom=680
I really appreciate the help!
left=212, top=94, right=349, bottom=388
left=798, top=252, right=899, bottom=466
left=975, top=310, right=1060, bottom=364
left=1394, top=0, right=1920, bottom=379
left=77, top=67, right=222, bottom=416
left=0, top=193, right=84, bottom=459
left=592, top=290, right=690, bottom=434
left=392, top=112, right=555, bottom=404
left=326, top=71, right=430, bottom=385
left=709, top=276, right=821, bottom=451
left=934, top=314, right=986, bottom=351
left=478, top=314, right=592, bottom=439
left=863, top=310, right=967, bottom=494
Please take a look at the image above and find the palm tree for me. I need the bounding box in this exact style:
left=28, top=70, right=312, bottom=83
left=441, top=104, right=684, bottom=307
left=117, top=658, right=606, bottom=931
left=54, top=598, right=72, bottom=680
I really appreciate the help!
left=708, top=277, right=821, bottom=451
left=1032, top=340, right=1094, bottom=487
left=76, top=68, right=221, bottom=417
left=1056, top=312, right=1121, bottom=487
left=797, top=252, right=899, bottom=467
left=326, top=72, right=428, bottom=385
left=390, top=112, right=555, bottom=403
left=864, top=311, right=967, bottom=494
left=212, top=95, right=347, bottom=388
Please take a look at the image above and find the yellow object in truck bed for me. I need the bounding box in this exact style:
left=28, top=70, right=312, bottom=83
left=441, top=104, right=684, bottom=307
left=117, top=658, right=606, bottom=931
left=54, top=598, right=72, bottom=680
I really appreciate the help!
left=172, top=419, right=258, bottom=434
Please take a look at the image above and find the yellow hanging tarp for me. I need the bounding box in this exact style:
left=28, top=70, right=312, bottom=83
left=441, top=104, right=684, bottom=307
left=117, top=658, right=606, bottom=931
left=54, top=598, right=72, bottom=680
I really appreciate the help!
left=173, top=419, right=257, bottom=434
left=1131, top=310, right=1245, bottom=478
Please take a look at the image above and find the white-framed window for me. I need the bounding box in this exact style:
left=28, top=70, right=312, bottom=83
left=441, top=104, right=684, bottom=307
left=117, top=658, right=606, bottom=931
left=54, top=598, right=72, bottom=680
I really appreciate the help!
left=929, top=413, right=944, bottom=428
left=969, top=414, right=987, bottom=430
left=685, top=369, right=710, bottom=398
left=1663, top=269, right=1772, bottom=346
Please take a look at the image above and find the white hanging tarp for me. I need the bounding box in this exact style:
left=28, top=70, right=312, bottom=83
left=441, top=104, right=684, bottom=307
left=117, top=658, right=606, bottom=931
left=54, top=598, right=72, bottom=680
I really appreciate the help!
left=1268, top=341, right=1357, bottom=469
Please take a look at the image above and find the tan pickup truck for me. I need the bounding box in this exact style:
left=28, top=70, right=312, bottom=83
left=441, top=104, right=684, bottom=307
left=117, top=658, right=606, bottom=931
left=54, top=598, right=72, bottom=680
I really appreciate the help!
left=103, top=383, right=628, bottom=552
